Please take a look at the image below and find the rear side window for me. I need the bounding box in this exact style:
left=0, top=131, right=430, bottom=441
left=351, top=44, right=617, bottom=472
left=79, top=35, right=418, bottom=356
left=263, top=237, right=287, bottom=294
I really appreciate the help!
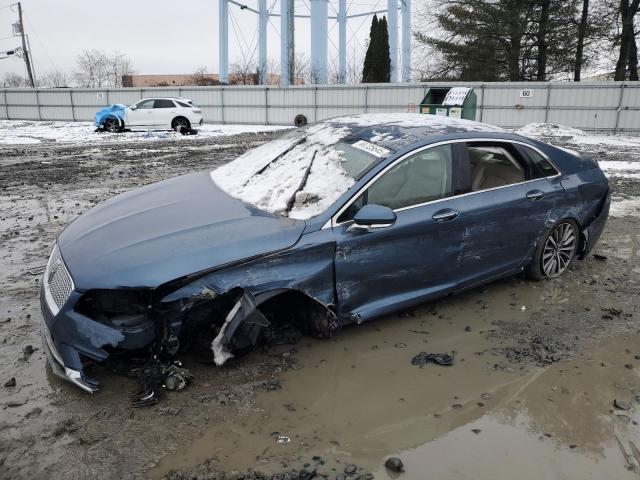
left=467, top=144, right=525, bottom=191
left=154, top=99, right=176, bottom=108
left=337, top=144, right=453, bottom=222
left=520, top=145, right=559, bottom=178
left=176, top=100, right=192, bottom=108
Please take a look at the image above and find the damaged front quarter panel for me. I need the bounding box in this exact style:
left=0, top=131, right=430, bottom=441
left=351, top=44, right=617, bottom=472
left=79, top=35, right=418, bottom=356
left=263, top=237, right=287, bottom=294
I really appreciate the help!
left=159, top=236, right=337, bottom=366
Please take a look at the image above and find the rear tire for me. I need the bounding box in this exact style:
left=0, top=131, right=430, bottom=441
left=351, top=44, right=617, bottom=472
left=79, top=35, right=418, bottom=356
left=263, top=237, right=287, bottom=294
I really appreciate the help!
left=526, top=219, right=579, bottom=280
left=172, top=117, right=191, bottom=133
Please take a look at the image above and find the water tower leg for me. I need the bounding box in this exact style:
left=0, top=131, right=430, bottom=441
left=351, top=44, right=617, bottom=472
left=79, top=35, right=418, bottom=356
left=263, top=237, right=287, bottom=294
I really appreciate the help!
left=338, top=0, right=346, bottom=83
left=219, top=0, right=229, bottom=84
left=258, top=0, right=268, bottom=84
left=401, top=0, right=411, bottom=81
left=387, top=0, right=398, bottom=82
left=310, top=0, right=328, bottom=84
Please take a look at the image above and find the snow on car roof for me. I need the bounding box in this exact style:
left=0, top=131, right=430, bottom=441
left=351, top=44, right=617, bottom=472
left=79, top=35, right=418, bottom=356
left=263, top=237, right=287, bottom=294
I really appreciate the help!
left=211, top=113, right=504, bottom=220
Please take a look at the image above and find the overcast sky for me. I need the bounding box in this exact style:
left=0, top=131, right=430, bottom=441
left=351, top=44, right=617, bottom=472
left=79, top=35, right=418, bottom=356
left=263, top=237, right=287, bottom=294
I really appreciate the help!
left=0, top=0, right=381, bottom=80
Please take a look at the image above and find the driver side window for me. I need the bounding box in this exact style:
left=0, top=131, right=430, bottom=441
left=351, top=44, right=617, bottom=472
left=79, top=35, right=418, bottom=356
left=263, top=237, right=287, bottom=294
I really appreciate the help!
left=135, top=100, right=154, bottom=109
left=338, top=144, right=453, bottom=223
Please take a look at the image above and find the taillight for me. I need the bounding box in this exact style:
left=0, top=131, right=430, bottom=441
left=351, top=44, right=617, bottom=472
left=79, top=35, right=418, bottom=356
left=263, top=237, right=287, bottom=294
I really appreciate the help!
left=193, top=109, right=202, bottom=114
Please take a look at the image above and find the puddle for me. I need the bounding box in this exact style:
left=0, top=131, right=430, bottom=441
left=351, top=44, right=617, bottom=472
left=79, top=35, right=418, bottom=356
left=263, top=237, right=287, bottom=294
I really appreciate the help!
left=151, top=272, right=640, bottom=479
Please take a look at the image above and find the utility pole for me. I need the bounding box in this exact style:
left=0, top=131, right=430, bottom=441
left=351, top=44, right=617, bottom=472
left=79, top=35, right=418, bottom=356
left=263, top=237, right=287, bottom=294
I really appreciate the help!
left=17, top=2, right=35, bottom=87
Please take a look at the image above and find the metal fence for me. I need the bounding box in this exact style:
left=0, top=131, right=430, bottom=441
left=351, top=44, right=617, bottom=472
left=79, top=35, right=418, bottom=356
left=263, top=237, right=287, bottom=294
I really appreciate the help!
left=1, top=81, right=639, bottom=132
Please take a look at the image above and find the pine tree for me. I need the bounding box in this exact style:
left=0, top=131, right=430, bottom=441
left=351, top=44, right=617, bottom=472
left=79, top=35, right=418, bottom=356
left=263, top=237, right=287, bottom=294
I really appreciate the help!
left=362, top=14, right=392, bottom=82
left=362, top=15, right=379, bottom=82
left=377, top=16, right=391, bottom=82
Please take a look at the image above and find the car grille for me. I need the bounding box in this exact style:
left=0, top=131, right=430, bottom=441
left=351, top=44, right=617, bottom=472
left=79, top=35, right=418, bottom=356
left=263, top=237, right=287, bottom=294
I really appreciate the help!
left=45, top=245, right=74, bottom=312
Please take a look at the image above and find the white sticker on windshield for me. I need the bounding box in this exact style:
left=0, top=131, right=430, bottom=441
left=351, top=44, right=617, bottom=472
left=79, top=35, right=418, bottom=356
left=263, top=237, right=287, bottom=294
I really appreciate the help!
left=351, top=140, right=391, bottom=158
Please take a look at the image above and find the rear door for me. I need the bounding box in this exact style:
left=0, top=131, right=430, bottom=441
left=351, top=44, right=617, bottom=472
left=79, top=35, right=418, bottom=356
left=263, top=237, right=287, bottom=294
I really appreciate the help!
left=152, top=99, right=178, bottom=128
left=456, top=141, right=563, bottom=288
left=333, top=143, right=469, bottom=321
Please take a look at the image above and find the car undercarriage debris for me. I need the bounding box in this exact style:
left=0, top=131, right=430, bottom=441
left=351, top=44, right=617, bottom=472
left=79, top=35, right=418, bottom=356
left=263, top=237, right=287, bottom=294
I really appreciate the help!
left=130, top=359, right=194, bottom=407
left=411, top=352, right=455, bottom=367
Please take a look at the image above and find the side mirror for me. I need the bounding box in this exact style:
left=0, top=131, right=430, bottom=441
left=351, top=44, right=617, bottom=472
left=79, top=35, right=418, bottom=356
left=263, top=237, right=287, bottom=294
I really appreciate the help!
left=130, top=105, right=137, bottom=110
left=351, top=204, right=396, bottom=229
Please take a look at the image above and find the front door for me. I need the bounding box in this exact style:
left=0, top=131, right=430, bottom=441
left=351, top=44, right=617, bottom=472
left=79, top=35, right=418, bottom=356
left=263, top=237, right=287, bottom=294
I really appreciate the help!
left=126, top=99, right=155, bottom=128
left=333, top=143, right=466, bottom=321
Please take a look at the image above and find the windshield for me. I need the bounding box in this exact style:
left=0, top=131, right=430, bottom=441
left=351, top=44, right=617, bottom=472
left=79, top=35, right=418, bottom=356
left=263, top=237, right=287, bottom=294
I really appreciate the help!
left=210, top=122, right=390, bottom=220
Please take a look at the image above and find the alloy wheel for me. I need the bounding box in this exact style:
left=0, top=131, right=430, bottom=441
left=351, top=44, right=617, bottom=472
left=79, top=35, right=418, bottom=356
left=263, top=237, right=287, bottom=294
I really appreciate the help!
left=541, top=222, right=577, bottom=278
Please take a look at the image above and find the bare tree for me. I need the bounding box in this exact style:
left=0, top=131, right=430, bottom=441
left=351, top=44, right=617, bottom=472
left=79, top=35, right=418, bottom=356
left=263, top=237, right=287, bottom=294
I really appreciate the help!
left=187, top=67, right=220, bottom=86
left=2, top=72, right=28, bottom=87
left=229, top=57, right=258, bottom=85
left=74, top=49, right=134, bottom=88
left=291, top=53, right=310, bottom=84
left=108, top=52, right=134, bottom=87
left=40, top=70, right=69, bottom=88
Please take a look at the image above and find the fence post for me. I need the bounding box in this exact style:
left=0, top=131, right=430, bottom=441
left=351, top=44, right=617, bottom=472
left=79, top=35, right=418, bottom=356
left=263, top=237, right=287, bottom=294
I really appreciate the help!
left=35, top=89, right=42, bottom=121
left=220, top=86, right=225, bottom=124
left=364, top=85, right=369, bottom=113
left=2, top=89, right=8, bottom=120
left=479, top=83, right=485, bottom=122
left=614, top=83, right=625, bottom=134
left=544, top=83, right=551, bottom=123
left=69, top=89, right=76, bottom=121
left=314, top=86, right=318, bottom=122
left=264, top=86, right=269, bottom=125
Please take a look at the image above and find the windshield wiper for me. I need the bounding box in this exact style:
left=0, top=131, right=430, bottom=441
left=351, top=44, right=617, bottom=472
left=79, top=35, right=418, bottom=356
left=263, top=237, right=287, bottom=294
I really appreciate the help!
left=285, top=149, right=317, bottom=215
left=253, top=136, right=307, bottom=176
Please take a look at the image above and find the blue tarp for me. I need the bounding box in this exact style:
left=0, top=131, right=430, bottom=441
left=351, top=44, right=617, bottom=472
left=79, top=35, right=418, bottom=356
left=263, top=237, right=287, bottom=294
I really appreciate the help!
left=94, top=104, right=126, bottom=127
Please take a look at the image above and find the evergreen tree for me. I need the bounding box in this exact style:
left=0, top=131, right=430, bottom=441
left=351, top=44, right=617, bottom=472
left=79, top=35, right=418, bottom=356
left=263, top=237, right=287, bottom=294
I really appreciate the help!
left=362, top=15, right=379, bottom=82
left=377, top=16, right=391, bottom=82
left=415, top=0, right=595, bottom=81
left=362, top=15, right=392, bottom=82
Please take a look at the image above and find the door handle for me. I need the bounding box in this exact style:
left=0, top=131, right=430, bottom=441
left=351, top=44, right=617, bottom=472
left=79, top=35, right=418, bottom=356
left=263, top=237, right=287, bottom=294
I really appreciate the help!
left=526, top=190, right=545, bottom=201
left=432, top=209, right=459, bottom=222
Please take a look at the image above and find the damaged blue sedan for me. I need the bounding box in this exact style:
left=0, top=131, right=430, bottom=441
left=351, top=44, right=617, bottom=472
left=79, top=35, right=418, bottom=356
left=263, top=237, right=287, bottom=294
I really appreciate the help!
left=40, top=113, right=610, bottom=394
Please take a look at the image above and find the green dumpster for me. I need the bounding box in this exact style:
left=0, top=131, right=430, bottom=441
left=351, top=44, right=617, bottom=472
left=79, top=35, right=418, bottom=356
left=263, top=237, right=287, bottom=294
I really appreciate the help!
left=419, top=87, right=477, bottom=121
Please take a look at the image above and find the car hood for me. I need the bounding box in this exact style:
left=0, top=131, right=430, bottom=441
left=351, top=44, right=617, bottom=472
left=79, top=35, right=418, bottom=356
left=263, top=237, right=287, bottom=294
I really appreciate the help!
left=58, top=172, right=305, bottom=291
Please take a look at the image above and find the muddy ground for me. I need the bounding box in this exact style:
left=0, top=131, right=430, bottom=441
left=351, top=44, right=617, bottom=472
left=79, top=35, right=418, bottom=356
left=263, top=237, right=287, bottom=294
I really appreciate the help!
left=0, top=130, right=639, bottom=480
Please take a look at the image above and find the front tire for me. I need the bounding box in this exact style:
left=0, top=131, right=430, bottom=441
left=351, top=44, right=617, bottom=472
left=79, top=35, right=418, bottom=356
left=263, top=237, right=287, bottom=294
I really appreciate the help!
left=104, top=118, right=121, bottom=133
left=527, top=220, right=579, bottom=280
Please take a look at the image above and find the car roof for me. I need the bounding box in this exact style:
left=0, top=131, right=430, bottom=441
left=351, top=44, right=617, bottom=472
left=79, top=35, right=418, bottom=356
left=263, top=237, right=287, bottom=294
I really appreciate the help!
left=319, top=113, right=506, bottom=152
left=139, top=97, right=192, bottom=102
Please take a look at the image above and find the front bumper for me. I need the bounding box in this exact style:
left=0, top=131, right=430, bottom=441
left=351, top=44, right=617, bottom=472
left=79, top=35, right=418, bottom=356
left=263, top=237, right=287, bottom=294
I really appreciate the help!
left=40, top=259, right=125, bottom=393
left=41, top=312, right=98, bottom=393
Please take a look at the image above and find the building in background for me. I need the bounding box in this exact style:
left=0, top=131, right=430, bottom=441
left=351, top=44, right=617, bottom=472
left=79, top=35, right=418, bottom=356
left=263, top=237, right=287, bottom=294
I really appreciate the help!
left=122, top=73, right=284, bottom=87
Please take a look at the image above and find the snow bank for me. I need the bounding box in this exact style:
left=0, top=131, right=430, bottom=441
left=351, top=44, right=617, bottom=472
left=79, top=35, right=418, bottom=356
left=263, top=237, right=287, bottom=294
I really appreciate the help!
left=516, top=123, right=586, bottom=138
left=516, top=122, right=640, bottom=149
left=0, top=120, right=290, bottom=145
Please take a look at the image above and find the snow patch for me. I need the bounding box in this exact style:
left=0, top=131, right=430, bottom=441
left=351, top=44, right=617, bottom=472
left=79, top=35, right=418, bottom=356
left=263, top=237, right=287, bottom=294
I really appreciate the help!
left=610, top=197, right=640, bottom=218
left=211, top=122, right=357, bottom=220
left=0, top=120, right=290, bottom=145
left=516, top=123, right=586, bottom=138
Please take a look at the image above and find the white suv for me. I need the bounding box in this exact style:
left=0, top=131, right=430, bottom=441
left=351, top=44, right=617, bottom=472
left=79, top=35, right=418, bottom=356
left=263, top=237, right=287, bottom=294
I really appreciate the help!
left=97, top=97, right=204, bottom=133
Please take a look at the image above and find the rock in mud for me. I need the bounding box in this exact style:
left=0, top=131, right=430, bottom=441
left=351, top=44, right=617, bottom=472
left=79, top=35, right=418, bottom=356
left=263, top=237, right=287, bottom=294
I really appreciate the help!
left=384, top=457, right=404, bottom=473
left=344, top=464, right=357, bottom=474
left=614, top=399, right=632, bottom=411
left=3, top=377, right=16, bottom=388
left=22, top=344, right=35, bottom=355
